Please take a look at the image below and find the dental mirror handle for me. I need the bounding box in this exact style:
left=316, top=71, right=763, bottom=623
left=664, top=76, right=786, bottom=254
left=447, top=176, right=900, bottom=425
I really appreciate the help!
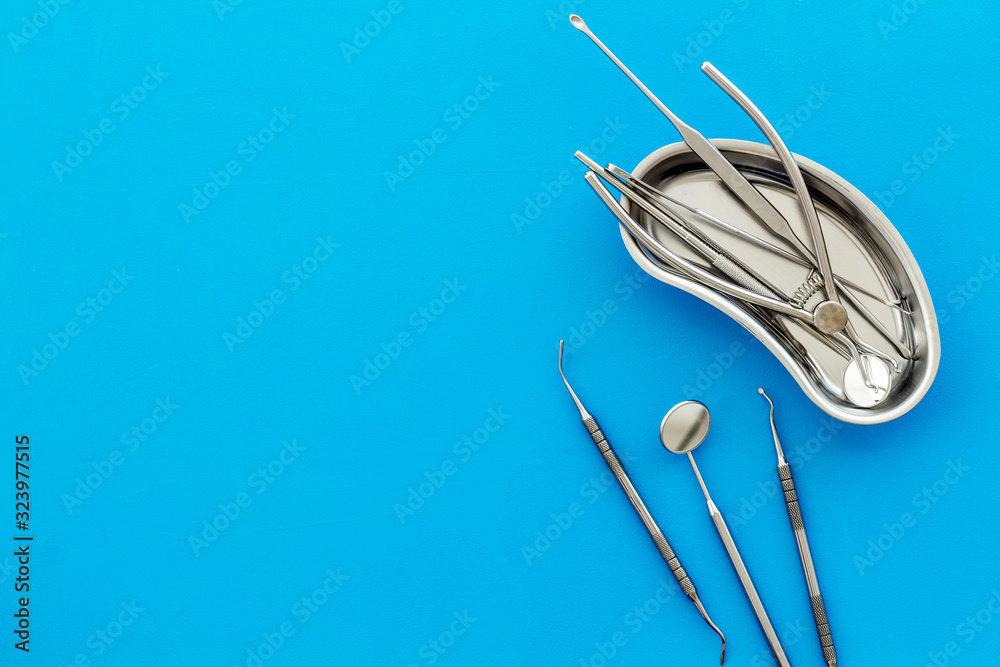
left=700, top=62, right=831, bottom=273
left=688, top=453, right=790, bottom=667
left=708, top=500, right=791, bottom=667
left=700, top=61, right=847, bottom=335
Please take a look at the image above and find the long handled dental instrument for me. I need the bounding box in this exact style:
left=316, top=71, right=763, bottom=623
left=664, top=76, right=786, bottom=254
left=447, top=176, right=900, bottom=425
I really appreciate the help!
left=558, top=342, right=727, bottom=664
left=582, top=171, right=811, bottom=319
left=603, top=163, right=911, bottom=317
left=576, top=151, right=789, bottom=300
left=572, top=12, right=886, bottom=381
left=585, top=151, right=902, bottom=384
left=699, top=62, right=906, bottom=383
left=583, top=168, right=898, bottom=386
left=603, top=158, right=911, bottom=362
left=659, top=401, right=791, bottom=667
left=700, top=63, right=847, bottom=333
left=608, top=157, right=911, bottom=360
left=759, top=389, right=838, bottom=667
left=569, top=15, right=816, bottom=272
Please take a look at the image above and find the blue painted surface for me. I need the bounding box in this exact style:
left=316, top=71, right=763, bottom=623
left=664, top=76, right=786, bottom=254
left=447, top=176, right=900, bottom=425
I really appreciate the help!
left=2, top=0, right=998, bottom=665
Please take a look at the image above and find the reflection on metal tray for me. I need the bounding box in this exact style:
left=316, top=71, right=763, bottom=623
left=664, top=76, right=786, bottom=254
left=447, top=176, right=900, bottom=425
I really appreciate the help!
left=620, top=139, right=940, bottom=424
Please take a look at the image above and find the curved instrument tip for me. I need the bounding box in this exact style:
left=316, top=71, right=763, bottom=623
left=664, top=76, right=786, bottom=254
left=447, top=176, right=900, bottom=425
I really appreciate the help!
left=758, top=388, right=783, bottom=459
left=758, top=387, right=775, bottom=412
left=558, top=340, right=588, bottom=420
left=569, top=14, right=586, bottom=30
left=690, top=593, right=726, bottom=665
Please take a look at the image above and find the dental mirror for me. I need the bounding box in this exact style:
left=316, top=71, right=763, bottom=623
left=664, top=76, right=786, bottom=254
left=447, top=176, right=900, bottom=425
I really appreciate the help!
left=657, top=399, right=792, bottom=666
left=659, top=400, right=711, bottom=454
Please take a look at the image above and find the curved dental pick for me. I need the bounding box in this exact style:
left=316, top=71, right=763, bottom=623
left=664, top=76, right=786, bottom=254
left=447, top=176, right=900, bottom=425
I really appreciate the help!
left=760, top=388, right=837, bottom=667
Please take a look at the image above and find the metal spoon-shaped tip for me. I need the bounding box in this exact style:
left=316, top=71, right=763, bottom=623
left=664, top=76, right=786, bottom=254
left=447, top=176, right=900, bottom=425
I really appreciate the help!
left=569, top=14, right=586, bottom=30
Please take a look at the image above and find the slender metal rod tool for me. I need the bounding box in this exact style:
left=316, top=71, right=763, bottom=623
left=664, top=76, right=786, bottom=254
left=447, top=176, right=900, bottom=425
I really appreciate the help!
left=569, top=15, right=809, bottom=266
left=576, top=151, right=789, bottom=300
left=598, top=157, right=912, bottom=359
left=759, top=388, right=838, bottom=667
left=702, top=64, right=842, bottom=314
left=603, top=162, right=913, bottom=319
left=660, top=402, right=791, bottom=667
left=584, top=168, right=900, bottom=380
left=558, top=342, right=726, bottom=664
left=701, top=62, right=848, bottom=339
left=582, top=170, right=811, bottom=320
left=583, top=151, right=901, bottom=382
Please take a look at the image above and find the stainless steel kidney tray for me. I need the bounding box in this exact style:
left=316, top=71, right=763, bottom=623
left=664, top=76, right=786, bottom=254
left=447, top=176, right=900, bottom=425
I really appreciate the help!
left=620, top=139, right=940, bottom=424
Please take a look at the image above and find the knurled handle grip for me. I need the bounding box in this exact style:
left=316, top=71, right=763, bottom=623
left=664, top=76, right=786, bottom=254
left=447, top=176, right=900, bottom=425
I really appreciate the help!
left=780, top=464, right=837, bottom=665
left=584, top=416, right=696, bottom=596
left=778, top=462, right=804, bottom=531
left=646, top=517, right=696, bottom=596
left=712, top=253, right=780, bottom=299
left=811, top=593, right=837, bottom=665
left=583, top=416, right=611, bottom=454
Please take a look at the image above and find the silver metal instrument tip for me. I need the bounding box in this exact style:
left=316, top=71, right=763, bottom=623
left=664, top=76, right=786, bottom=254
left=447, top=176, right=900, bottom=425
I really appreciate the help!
left=758, top=388, right=784, bottom=460
left=690, top=592, right=726, bottom=664
left=558, top=340, right=589, bottom=420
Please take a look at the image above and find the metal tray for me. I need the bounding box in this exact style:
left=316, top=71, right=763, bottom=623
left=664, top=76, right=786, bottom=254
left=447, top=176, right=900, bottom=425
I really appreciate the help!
left=621, top=139, right=940, bottom=424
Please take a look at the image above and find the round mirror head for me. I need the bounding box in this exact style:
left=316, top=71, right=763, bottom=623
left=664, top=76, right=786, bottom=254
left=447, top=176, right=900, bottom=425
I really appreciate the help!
left=659, top=400, right=711, bottom=454
left=843, top=355, right=891, bottom=407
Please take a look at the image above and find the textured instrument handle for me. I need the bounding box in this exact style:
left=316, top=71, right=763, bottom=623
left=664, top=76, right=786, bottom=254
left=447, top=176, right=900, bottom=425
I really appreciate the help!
left=777, top=462, right=804, bottom=531
left=641, top=508, right=696, bottom=596
left=779, top=463, right=837, bottom=666
left=712, top=254, right=780, bottom=299
left=582, top=415, right=611, bottom=454
left=583, top=416, right=695, bottom=596
left=811, top=593, right=837, bottom=666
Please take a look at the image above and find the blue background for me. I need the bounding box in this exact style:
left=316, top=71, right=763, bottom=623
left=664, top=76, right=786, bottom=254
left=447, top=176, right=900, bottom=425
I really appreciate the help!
left=2, top=0, right=998, bottom=665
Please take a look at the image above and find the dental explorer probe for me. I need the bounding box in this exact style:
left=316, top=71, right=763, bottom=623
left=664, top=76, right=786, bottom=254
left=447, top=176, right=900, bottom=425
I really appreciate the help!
left=759, top=389, right=837, bottom=667
left=558, top=342, right=727, bottom=664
